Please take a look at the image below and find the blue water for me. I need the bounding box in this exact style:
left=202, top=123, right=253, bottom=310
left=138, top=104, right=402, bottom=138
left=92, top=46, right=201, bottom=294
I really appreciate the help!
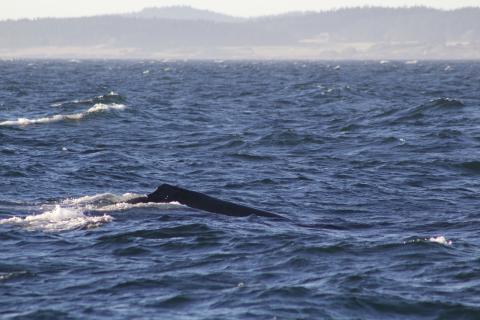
left=1, top=60, right=480, bottom=319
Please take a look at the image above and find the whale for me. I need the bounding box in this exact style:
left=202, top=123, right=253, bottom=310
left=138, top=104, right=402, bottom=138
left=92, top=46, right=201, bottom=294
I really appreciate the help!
left=127, top=184, right=283, bottom=219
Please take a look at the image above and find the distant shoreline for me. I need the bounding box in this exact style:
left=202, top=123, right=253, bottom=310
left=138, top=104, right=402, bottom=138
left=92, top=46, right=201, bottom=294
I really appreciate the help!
left=1, top=5, right=479, bottom=21
left=1, top=7, right=479, bottom=60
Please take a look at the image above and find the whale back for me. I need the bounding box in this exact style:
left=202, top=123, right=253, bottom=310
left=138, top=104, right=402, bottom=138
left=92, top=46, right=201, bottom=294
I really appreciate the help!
left=129, top=183, right=284, bottom=219
left=147, top=183, right=183, bottom=203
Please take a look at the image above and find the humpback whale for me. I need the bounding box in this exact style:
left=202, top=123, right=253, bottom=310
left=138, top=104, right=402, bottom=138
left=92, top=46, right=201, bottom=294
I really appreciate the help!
left=127, top=184, right=283, bottom=219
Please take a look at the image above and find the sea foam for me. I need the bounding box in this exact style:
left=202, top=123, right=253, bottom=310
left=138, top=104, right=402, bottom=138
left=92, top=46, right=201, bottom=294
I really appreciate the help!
left=404, top=235, right=453, bottom=246
left=0, top=103, right=126, bottom=126
left=0, top=192, right=184, bottom=232
left=427, top=236, right=452, bottom=246
left=0, top=205, right=113, bottom=232
left=61, top=192, right=142, bottom=206
left=61, top=192, right=184, bottom=212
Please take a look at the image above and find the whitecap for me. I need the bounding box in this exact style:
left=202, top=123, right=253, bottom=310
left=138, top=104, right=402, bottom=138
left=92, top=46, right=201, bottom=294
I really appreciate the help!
left=427, top=236, right=452, bottom=246
left=0, top=205, right=112, bottom=232
left=0, top=103, right=126, bottom=127
left=405, top=60, right=418, bottom=65
left=404, top=235, right=452, bottom=246
left=86, top=103, right=126, bottom=113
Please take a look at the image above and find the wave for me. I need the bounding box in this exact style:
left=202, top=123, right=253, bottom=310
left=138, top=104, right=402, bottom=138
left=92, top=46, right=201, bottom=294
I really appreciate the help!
left=50, top=91, right=124, bottom=107
left=97, top=224, right=213, bottom=244
left=389, top=98, right=465, bottom=124
left=427, top=236, right=453, bottom=245
left=61, top=192, right=184, bottom=212
left=61, top=192, right=142, bottom=206
left=0, top=205, right=113, bottom=232
left=427, top=97, right=465, bottom=108
left=0, top=271, right=30, bottom=282
left=404, top=235, right=453, bottom=246
left=258, top=129, right=321, bottom=146
left=409, top=98, right=464, bottom=116
left=227, top=152, right=274, bottom=161
left=0, top=192, right=186, bottom=232
left=0, top=103, right=126, bottom=127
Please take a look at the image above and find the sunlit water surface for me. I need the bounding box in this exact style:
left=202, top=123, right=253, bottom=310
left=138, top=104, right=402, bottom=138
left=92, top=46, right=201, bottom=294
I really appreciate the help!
left=1, top=60, right=480, bottom=319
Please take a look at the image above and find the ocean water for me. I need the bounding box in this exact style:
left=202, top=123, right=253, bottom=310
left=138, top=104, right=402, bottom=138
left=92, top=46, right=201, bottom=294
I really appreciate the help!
left=1, top=60, right=480, bottom=319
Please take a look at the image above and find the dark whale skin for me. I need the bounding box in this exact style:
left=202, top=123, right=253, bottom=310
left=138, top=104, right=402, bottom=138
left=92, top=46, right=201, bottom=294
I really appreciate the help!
left=127, top=184, right=283, bottom=219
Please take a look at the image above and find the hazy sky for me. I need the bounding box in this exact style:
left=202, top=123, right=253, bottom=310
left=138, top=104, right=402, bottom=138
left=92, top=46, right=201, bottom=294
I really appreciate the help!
left=1, top=0, right=479, bottom=20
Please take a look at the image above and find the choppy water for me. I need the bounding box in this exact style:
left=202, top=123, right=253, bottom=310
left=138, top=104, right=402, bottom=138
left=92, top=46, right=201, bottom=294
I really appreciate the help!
left=1, top=60, right=480, bottom=319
